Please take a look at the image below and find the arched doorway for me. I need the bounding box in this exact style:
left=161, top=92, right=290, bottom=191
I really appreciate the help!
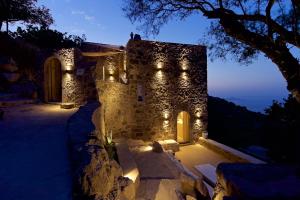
left=44, top=58, right=62, bottom=102
left=177, top=111, right=190, bottom=143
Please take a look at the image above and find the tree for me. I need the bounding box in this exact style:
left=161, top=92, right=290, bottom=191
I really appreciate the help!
left=0, top=0, right=53, bottom=33
left=11, top=26, right=86, bottom=49
left=263, top=95, right=300, bottom=163
left=122, top=0, right=300, bottom=102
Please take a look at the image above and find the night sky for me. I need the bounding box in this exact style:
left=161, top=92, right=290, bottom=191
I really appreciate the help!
left=27, top=0, right=291, bottom=112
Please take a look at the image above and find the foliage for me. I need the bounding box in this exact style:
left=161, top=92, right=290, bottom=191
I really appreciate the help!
left=208, top=96, right=265, bottom=149
left=0, top=32, right=38, bottom=71
left=263, top=95, right=300, bottom=163
left=208, top=95, right=300, bottom=163
left=122, top=0, right=300, bottom=101
left=0, top=0, right=53, bottom=31
left=10, top=26, right=86, bottom=49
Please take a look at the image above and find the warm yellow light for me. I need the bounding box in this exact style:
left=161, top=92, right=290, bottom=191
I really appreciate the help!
left=177, top=118, right=183, bottom=124
left=195, top=111, right=201, bottom=118
left=124, top=169, right=139, bottom=183
left=163, top=110, right=169, bottom=119
left=108, top=76, right=115, bottom=82
left=141, top=145, right=153, bottom=152
left=66, top=63, right=73, bottom=71
left=193, top=119, right=202, bottom=130
left=157, top=62, right=163, bottom=69
left=181, top=59, right=189, bottom=71
left=108, top=69, right=114, bottom=75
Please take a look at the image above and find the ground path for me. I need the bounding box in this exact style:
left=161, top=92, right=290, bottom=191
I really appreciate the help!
left=0, top=104, right=77, bottom=200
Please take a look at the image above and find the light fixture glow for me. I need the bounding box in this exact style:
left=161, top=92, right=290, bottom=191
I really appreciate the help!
left=124, top=169, right=139, bottom=183
left=157, top=62, right=163, bottom=69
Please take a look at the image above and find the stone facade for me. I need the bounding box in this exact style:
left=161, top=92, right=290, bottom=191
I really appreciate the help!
left=44, top=39, right=207, bottom=141
left=96, top=40, right=207, bottom=141
left=43, top=48, right=97, bottom=106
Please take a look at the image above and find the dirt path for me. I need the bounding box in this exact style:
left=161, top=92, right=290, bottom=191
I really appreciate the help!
left=0, top=104, right=77, bottom=200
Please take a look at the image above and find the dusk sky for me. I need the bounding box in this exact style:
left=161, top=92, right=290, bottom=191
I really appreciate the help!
left=36, top=0, right=289, bottom=112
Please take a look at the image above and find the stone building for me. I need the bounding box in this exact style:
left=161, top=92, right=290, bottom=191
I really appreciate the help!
left=43, top=39, right=207, bottom=142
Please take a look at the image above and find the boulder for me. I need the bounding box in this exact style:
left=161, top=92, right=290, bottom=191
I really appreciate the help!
left=180, top=172, right=197, bottom=197
left=80, top=139, right=120, bottom=199
left=153, top=141, right=164, bottom=153
left=214, top=163, right=300, bottom=200
left=119, top=177, right=135, bottom=200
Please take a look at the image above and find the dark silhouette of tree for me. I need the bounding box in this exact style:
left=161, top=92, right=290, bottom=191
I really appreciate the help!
left=0, top=0, right=53, bottom=33
left=263, top=95, right=300, bottom=163
left=11, top=26, right=86, bottom=49
left=122, top=0, right=300, bottom=102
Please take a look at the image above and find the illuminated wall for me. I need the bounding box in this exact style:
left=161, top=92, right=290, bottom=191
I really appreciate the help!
left=126, top=40, right=207, bottom=141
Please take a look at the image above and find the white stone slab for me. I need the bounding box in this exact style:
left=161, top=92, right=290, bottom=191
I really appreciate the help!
left=194, top=164, right=217, bottom=185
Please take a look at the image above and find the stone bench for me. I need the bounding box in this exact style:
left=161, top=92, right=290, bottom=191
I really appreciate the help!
left=194, top=164, right=217, bottom=187
left=115, top=139, right=140, bottom=189
left=158, top=139, right=180, bottom=152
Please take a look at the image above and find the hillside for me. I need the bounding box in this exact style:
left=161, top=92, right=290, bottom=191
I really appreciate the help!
left=208, top=96, right=266, bottom=150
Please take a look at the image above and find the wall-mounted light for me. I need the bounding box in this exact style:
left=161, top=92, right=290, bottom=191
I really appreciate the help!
left=163, top=110, right=170, bottom=119
left=108, top=76, right=115, bottom=82
left=181, top=59, right=189, bottom=71
left=157, top=62, right=163, bottom=69
left=163, top=120, right=169, bottom=130
left=65, top=63, right=73, bottom=71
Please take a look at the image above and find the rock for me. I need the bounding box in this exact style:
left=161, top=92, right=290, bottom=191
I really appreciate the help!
left=180, top=172, right=197, bottom=197
left=186, top=195, right=197, bottom=200
left=80, top=140, right=119, bottom=199
left=153, top=141, right=164, bottom=153
left=214, top=163, right=300, bottom=200
left=111, top=160, right=123, bottom=178
left=2, top=72, right=20, bottom=83
left=195, top=178, right=210, bottom=198
left=119, top=177, right=135, bottom=200
left=155, top=179, right=181, bottom=200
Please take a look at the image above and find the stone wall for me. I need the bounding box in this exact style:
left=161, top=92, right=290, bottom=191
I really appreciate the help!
left=43, top=48, right=97, bottom=106
left=96, top=40, right=207, bottom=141
left=127, top=40, right=207, bottom=141
left=96, top=81, right=135, bottom=138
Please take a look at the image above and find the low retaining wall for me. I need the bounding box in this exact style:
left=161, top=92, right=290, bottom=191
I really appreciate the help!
left=198, top=138, right=265, bottom=164
left=67, top=101, right=136, bottom=200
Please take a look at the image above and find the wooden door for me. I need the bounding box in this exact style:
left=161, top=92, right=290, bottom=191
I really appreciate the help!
left=177, top=111, right=190, bottom=143
left=45, top=58, right=62, bottom=102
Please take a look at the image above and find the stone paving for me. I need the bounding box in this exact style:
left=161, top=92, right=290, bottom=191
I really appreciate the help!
left=0, top=104, right=77, bottom=200
left=175, top=144, right=230, bottom=177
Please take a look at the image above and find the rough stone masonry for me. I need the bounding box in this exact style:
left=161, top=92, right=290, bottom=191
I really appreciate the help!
left=96, top=39, right=207, bottom=142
